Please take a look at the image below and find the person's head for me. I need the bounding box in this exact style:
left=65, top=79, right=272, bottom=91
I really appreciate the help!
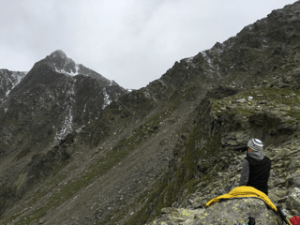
left=247, top=138, right=263, bottom=152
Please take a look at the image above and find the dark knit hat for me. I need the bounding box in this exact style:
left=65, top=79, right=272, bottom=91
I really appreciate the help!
left=247, top=138, right=263, bottom=151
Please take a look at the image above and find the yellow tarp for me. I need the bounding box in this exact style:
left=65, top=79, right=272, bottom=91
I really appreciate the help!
left=206, top=186, right=277, bottom=211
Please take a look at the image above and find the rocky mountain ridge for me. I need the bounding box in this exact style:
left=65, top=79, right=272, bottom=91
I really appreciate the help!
left=150, top=84, right=300, bottom=224
left=0, top=69, right=27, bottom=106
left=0, top=50, right=128, bottom=222
left=1, top=50, right=126, bottom=153
left=42, top=50, right=118, bottom=86
left=0, top=1, right=300, bottom=224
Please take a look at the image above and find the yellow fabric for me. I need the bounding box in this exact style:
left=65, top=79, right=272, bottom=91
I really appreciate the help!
left=206, top=186, right=277, bottom=211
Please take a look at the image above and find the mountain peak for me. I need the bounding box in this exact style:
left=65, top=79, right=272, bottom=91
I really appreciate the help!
left=49, top=50, right=67, bottom=59
left=29, top=50, right=122, bottom=87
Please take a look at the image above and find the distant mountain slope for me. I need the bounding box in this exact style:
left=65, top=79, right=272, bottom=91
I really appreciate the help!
left=0, top=50, right=127, bottom=155
left=0, top=51, right=128, bottom=215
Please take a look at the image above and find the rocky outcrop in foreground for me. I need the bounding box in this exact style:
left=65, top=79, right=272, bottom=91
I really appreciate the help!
left=148, top=83, right=300, bottom=224
left=149, top=198, right=281, bottom=225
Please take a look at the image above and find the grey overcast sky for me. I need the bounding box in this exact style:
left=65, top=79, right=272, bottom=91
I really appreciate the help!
left=0, top=0, right=297, bottom=89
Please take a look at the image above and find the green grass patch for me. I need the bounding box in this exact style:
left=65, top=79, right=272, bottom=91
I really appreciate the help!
left=236, top=107, right=255, bottom=117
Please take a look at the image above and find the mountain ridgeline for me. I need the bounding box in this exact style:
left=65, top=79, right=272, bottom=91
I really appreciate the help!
left=1, top=1, right=300, bottom=224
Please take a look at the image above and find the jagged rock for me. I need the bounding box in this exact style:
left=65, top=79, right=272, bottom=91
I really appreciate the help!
left=273, top=187, right=288, bottom=199
left=286, top=187, right=300, bottom=213
left=0, top=69, right=27, bottom=100
left=221, top=131, right=250, bottom=147
left=287, top=172, right=300, bottom=188
left=190, top=196, right=210, bottom=209
left=153, top=207, right=200, bottom=224
left=268, top=187, right=287, bottom=204
left=260, top=80, right=271, bottom=88
left=149, top=198, right=282, bottom=225
left=39, top=218, right=46, bottom=224
left=273, top=178, right=286, bottom=187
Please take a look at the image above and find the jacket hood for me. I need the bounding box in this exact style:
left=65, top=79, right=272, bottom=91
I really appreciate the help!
left=247, top=150, right=264, bottom=161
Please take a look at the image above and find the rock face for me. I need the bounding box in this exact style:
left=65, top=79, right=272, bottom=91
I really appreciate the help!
left=37, top=50, right=118, bottom=86
left=1, top=1, right=300, bottom=225
left=0, top=69, right=27, bottom=104
left=149, top=198, right=281, bottom=225
left=149, top=82, right=300, bottom=224
left=0, top=50, right=127, bottom=156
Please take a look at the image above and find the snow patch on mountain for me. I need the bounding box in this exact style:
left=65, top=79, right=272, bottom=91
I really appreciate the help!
left=0, top=70, right=27, bottom=108
left=47, top=50, right=118, bottom=89
left=56, top=108, right=73, bottom=141
left=0, top=70, right=27, bottom=96
left=55, top=65, right=80, bottom=77
left=143, top=90, right=151, bottom=99
left=158, top=79, right=166, bottom=88
left=55, top=83, right=76, bottom=141
left=185, top=57, right=194, bottom=63
left=83, top=104, right=87, bottom=113
left=102, top=88, right=112, bottom=109
left=201, top=51, right=214, bottom=68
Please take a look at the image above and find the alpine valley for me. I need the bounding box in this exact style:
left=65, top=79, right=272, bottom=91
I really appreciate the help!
left=1, top=1, right=300, bottom=224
